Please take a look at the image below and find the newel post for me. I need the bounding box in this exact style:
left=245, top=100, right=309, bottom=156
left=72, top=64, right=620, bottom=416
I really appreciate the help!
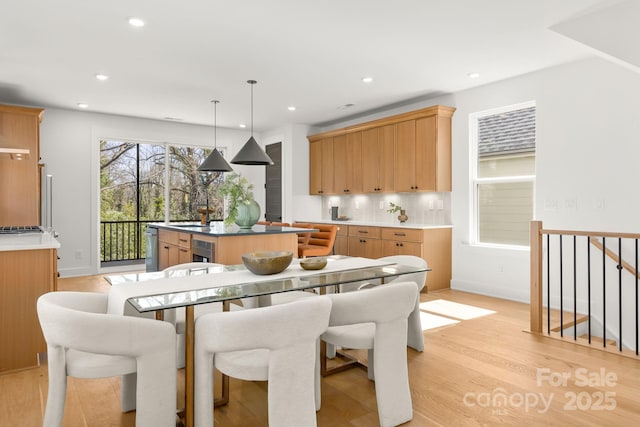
left=530, top=220, right=543, bottom=333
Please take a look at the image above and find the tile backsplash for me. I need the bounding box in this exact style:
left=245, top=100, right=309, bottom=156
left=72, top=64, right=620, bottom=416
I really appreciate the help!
left=321, top=193, right=451, bottom=225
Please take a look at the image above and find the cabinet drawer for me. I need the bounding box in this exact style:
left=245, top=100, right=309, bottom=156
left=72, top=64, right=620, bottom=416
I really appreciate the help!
left=348, top=226, right=381, bottom=239
left=336, top=225, right=348, bottom=236
left=158, top=229, right=179, bottom=245
left=177, top=232, right=191, bottom=248
left=381, top=227, right=423, bottom=242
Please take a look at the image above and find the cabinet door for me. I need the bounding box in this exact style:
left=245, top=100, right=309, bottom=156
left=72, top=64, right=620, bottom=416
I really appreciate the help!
left=382, top=239, right=423, bottom=257
left=361, top=128, right=380, bottom=193
left=321, top=138, right=335, bottom=195
left=347, top=132, right=363, bottom=193
left=178, top=246, right=191, bottom=264
left=415, top=116, right=437, bottom=192
left=395, top=120, right=416, bottom=192
left=309, top=139, right=324, bottom=194
left=158, top=243, right=180, bottom=270
left=378, top=124, right=396, bottom=193
left=348, top=236, right=382, bottom=258
left=0, top=106, right=43, bottom=225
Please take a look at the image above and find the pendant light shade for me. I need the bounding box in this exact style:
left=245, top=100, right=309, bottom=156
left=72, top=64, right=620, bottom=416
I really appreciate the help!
left=198, top=100, right=233, bottom=172
left=231, top=80, right=274, bottom=165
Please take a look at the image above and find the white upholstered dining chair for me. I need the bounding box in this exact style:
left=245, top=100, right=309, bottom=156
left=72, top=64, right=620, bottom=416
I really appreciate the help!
left=194, top=296, right=332, bottom=426
left=37, top=291, right=177, bottom=427
left=322, top=281, right=418, bottom=427
left=328, top=255, right=428, bottom=353
left=162, top=262, right=252, bottom=367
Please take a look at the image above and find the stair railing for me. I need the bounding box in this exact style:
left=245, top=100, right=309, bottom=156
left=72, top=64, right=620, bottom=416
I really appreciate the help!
left=530, top=220, right=639, bottom=357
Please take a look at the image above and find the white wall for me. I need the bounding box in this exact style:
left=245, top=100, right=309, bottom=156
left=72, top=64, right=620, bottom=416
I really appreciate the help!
left=317, top=57, right=640, bottom=303
left=34, top=56, right=640, bottom=300
left=38, top=108, right=255, bottom=277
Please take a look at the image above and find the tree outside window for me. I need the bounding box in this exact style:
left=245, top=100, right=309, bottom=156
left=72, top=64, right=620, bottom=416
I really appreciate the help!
left=99, top=140, right=226, bottom=262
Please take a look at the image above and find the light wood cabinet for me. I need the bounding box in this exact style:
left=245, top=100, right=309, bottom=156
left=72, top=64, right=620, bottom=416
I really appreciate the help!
left=334, top=132, right=363, bottom=194
left=158, top=229, right=191, bottom=270
left=394, top=120, right=418, bottom=192
left=326, top=223, right=451, bottom=291
left=347, top=226, right=382, bottom=259
left=381, top=227, right=423, bottom=257
left=0, top=104, right=45, bottom=226
left=362, top=125, right=395, bottom=193
left=308, top=105, right=454, bottom=195
left=333, top=225, right=349, bottom=255
left=1, top=248, right=57, bottom=373
left=309, top=137, right=335, bottom=195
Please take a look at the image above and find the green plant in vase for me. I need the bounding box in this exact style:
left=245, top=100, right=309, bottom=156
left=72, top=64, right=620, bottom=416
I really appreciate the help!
left=387, top=202, right=408, bottom=223
left=216, top=173, right=260, bottom=227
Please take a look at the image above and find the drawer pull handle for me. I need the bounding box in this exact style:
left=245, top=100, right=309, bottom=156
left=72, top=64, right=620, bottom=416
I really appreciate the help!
left=394, top=232, right=406, bottom=237
left=180, top=248, right=188, bottom=252
left=358, top=230, right=368, bottom=234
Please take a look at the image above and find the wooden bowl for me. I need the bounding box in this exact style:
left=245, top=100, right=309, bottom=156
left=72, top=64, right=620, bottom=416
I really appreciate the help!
left=242, top=251, right=293, bottom=275
left=300, top=257, right=328, bottom=270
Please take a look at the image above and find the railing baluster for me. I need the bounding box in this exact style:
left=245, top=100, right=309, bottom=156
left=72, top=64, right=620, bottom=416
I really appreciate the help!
left=618, top=238, right=623, bottom=351
left=635, top=239, right=638, bottom=356
left=603, top=236, right=606, bottom=348
left=573, top=235, right=577, bottom=340
left=560, top=234, right=564, bottom=337
left=587, top=236, right=591, bottom=344
left=547, top=233, right=550, bottom=335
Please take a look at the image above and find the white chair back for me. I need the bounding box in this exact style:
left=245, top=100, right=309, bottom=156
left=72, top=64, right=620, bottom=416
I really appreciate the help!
left=37, top=291, right=177, bottom=427
left=324, top=281, right=418, bottom=427
left=195, top=296, right=332, bottom=427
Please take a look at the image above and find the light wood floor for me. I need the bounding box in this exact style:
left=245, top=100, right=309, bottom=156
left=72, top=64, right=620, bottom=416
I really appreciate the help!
left=2, top=275, right=639, bottom=426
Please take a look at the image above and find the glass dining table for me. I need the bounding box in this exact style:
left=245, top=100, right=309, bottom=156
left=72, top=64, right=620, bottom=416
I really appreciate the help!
left=105, top=255, right=430, bottom=427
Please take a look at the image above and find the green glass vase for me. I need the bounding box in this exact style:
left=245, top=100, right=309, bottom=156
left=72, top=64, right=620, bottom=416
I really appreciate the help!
left=235, top=199, right=261, bottom=229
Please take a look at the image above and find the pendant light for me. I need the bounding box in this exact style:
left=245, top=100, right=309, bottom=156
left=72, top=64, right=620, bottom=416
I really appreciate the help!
left=231, top=80, right=274, bottom=165
left=198, top=100, right=233, bottom=172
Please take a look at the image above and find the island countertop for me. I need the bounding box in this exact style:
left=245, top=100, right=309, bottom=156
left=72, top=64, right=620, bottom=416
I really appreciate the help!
left=147, top=222, right=314, bottom=236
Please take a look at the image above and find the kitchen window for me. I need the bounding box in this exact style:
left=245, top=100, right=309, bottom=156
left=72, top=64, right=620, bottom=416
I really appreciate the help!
left=470, top=102, right=536, bottom=247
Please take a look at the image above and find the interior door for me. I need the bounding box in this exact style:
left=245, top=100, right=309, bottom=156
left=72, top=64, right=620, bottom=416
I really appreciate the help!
left=265, top=142, right=282, bottom=222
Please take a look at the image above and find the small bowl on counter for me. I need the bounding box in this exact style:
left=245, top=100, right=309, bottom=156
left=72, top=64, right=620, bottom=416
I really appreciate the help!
left=299, top=257, right=328, bottom=271
left=242, top=251, right=293, bottom=275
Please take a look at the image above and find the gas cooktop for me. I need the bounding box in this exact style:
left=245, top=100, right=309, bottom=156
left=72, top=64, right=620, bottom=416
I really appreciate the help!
left=0, top=225, right=42, bottom=234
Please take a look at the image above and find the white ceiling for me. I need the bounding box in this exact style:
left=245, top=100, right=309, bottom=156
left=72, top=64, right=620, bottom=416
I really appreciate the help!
left=0, top=0, right=633, bottom=131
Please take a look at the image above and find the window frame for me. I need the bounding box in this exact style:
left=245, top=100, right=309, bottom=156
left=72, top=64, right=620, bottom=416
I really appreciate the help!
left=469, top=100, right=536, bottom=249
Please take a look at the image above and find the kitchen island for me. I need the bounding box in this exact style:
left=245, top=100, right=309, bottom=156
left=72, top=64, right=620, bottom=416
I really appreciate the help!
left=148, top=223, right=311, bottom=270
left=0, top=231, right=59, bottom=373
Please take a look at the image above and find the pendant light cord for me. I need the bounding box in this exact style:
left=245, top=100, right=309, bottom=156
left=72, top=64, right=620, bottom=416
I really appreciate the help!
left=247, top=80, right=257, bottom=137
left=211, top=100, right=219, bottom=149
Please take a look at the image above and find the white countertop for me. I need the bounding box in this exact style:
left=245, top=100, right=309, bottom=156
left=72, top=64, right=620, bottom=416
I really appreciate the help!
left=297, top=219, right=453, bottom=230
left=0, top=232, right=61, bottom=251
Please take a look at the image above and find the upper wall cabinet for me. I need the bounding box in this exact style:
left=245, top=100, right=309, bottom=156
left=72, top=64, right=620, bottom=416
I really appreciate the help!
left=334, top=132, right=362, bottom=194
left=362, top=125, right=395, bottom=193
left=309, top=137, right=335, bottom=195
left=308, top=105, right=455, bottom=195
left=0, top=104, right=45, bottom=226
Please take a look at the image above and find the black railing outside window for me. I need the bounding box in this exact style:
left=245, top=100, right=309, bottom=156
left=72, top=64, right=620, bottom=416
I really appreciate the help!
left=101, top=220, right=158, bottom=262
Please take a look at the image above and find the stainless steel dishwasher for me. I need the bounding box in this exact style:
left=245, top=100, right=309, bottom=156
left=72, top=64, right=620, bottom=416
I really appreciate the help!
left=145, top=227, right=159, bottom=272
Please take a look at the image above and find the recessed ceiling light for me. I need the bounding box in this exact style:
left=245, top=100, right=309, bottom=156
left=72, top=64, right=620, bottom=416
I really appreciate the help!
left=128, top=18, right=145, bottom=27
left=337, top=103, right=355, bottom=110
left=467, top=72, right=480, bottom=79
left=239, top=124, right=247, bottom=128
left=77, top=103, right=88, bottom=109
left=362, top=77, right=373, bottom=83
left=163, top=117, right=184, bottom=122
left=287, top=106, right=296, bottom=111
left=95, top=74, right=109, bottom=81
